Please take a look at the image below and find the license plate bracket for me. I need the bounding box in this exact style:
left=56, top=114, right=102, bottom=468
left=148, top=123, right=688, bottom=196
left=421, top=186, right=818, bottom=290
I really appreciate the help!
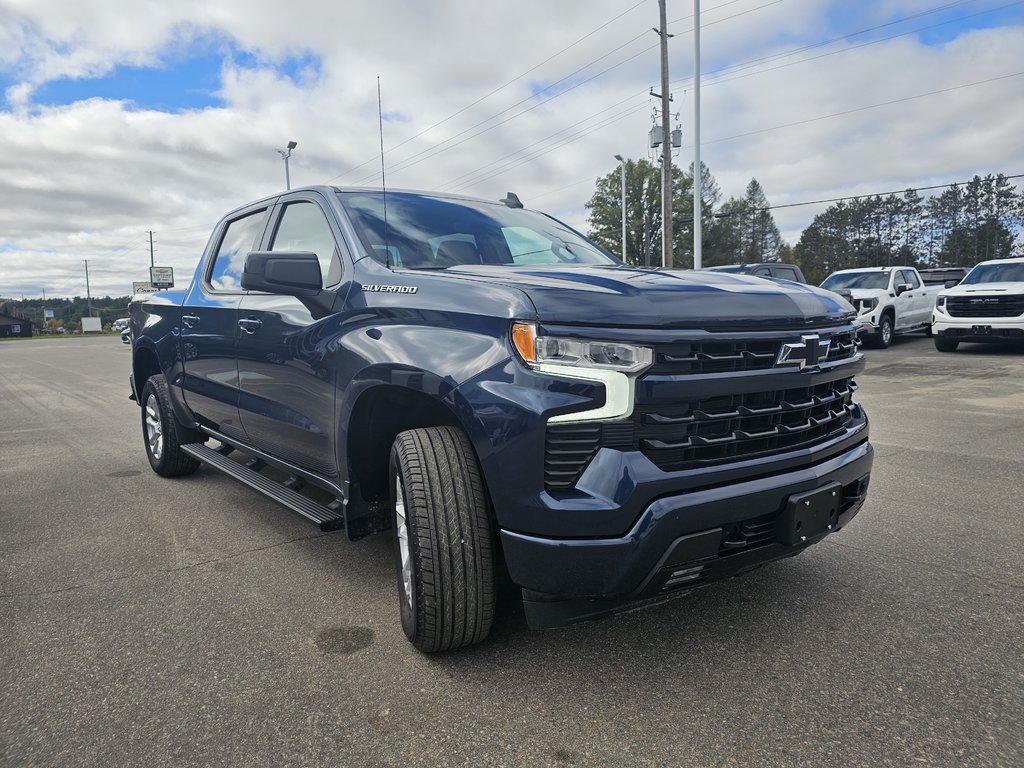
left=777, top=482, right=842, bottom=546
left=972, top=325, right=993, bottom=335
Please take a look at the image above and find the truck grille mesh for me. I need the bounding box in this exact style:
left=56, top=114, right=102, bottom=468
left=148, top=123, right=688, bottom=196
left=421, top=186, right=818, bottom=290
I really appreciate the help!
left=946, top=295, right=1024, bottom=318
left=544, top=377, right=859, bottom=489
left=649, top=329, right=859, bottom=375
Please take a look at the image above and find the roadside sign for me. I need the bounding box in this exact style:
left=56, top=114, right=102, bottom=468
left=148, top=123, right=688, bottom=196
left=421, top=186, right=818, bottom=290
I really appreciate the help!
left=150, top=266, right=174, bottom=289
left=43, top=309, right=54, bottom=319
left=82, top=317, right=102, bottom=333
left=133, top=281, right=159, bottom=293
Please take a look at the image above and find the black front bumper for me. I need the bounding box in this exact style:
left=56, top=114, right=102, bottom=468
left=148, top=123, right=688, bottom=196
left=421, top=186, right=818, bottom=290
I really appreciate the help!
left=501, top=439, right=873, bottom=629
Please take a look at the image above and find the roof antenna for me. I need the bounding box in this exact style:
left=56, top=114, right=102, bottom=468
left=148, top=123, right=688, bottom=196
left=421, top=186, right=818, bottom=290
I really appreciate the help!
left=500, top=192, right=524, bottom=209
left=377, top=76, right=391, bottom=269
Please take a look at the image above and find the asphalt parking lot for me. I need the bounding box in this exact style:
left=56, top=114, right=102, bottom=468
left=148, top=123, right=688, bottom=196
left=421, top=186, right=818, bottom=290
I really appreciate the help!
left=1, top=335, right=1022, bottom=767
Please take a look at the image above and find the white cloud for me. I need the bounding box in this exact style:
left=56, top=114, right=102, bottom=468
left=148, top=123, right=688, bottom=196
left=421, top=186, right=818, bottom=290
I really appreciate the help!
left=0, top=0, right=1022, bottom=297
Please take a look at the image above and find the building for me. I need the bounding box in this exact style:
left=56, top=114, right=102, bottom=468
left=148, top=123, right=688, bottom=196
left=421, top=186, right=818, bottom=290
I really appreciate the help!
left=0, top=312, right=33, bottom=338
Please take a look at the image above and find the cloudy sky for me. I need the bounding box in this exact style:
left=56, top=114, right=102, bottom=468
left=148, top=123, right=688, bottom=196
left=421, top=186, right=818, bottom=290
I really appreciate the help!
left=1, top=0, right=1022, bottom=298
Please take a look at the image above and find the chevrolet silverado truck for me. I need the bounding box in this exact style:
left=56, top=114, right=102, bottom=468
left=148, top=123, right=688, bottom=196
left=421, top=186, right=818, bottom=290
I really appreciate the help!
left=820, top=266, right=941, bottom=348
left=932, top=257, right=1024, bottom=352
left=129, top=186, right=873, bottom=652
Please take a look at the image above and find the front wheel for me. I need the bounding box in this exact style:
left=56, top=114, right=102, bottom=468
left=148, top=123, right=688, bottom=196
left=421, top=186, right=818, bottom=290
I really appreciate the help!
left=934, top=336, right=959, bottom=353
left=141, top=374, right=201, bottom=477
left=389, top=426, right=495, bottom=653
left=873, top=314, right=894, bottom=348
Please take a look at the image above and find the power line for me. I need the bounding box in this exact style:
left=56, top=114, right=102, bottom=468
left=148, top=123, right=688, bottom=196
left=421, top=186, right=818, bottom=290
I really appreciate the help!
left=321, top=0, right=652, bottom=185
left=454, top=3, right=1021, bottom=194
left=695, top=70, right=1024, bottom=147
left=345, top=0, right=782, bottom=186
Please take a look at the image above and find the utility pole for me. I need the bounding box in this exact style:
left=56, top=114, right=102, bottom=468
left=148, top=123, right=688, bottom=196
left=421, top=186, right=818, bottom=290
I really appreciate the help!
left=84, top=260, right=92, bottom=317
left=148, top=230, right=155, bottom=268
left=657, top=0, right=672, bottom=269
left=692, top=0, right=703, bottom=270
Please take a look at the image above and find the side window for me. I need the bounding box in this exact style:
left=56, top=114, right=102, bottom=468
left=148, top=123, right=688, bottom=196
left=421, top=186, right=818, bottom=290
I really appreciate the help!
left=773, top=266, right=798, bottom=281
left=901, top=270, right=920, bottom=289
left=208, top=209, right=268, bottom=292
left=269, top=202, right=342, bottom=286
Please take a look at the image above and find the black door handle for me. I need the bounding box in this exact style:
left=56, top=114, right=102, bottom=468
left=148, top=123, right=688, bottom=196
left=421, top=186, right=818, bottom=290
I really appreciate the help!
left=181, top=314, right=200, bottom=328
left=238, top=318, right=263, bottom=334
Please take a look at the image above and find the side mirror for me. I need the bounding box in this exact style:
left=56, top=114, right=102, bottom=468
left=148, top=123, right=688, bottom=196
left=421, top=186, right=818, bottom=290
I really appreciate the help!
left=895, top=283, right=912, bottom=296
left=944, top=279, right=960, bottom=289
left=242, top=251, right=322, bottom=297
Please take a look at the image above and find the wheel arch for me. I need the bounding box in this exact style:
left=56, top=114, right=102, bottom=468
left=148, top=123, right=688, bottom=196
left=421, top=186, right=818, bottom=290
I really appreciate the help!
left=344, top=382, right=466, bottom=507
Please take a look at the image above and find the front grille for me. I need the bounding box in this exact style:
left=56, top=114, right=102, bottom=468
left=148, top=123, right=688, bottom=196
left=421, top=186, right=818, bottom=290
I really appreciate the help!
left=544, top=377, right=859, bottom=488
left=947, top=295, right=1024, bottom=318
left=649, top=329, right=859, bottom=375
left=634, top=378, right=858, bottom=472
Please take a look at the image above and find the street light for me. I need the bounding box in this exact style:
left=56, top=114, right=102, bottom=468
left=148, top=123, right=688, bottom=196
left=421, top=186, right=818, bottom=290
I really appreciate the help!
left=276, top=140, right=298, bottom=190
left=614, top=154, right=627, bottom=263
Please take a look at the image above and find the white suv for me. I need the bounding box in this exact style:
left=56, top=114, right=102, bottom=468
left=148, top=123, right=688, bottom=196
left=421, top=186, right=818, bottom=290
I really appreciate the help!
left=932, top=258, right=1024, bottom=352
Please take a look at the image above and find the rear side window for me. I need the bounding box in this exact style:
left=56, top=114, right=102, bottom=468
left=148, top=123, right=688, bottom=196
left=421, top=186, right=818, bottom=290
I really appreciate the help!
left=208, top=209, right=268, bottom=291
left=270, top=202, right=342, bottom=286
left=773, top=266, right=799, bottom=281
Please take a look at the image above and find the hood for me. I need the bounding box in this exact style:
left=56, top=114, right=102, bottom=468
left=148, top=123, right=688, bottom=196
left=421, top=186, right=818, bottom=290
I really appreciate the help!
left=942, top=282, right=1024, bottom=297
left=438, top=265, right=854, bottom=329
left=848, top=288, right=889, bottom=300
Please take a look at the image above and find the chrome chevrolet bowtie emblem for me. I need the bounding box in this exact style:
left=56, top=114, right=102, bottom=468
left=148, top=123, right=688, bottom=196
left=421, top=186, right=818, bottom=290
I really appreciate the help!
left=777, top=334, right=831, bottom=369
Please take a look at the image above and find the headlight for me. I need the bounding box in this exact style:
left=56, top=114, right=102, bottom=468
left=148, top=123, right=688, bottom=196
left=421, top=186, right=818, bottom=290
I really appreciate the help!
left=857, top=297, right=878, bottom=314
left=936, top=296, right=946, bottom=308
left=511, top=322, right=653, bottom=373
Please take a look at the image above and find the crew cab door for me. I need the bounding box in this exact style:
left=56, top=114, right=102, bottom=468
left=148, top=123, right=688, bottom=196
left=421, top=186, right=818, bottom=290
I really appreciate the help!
left=235, top=193, right=350, bottom=478
left=180, top=204, right=272, bottom=438
left=895, top=269, right=928, bottom=328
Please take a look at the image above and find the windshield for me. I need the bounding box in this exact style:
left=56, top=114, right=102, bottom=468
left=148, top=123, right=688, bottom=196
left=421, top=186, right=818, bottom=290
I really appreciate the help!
left=961, top=262, right=1024, bottom=285
left=821, top=272, right=890, bottom=290
left=336, top=191, right=619, bottom=269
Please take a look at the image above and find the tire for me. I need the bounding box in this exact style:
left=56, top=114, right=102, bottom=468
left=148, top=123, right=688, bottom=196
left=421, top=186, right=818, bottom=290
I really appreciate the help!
left=934, top=336, right=959, bottom=353
left=141, top=374, right=201, bottom=477
left=874, top=313, right=894, bottom=348
left=389, top=426, right=495, bottom=652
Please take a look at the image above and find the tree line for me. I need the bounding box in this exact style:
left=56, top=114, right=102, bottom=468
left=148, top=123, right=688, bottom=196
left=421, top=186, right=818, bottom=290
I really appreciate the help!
left=586, top=165, right=1024, bottom=283
left=0, top=296, right=131, bottom=331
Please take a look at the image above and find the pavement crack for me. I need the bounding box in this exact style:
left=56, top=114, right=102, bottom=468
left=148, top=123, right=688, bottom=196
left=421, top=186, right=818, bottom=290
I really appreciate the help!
left=0, top=532, right=328, bottom=599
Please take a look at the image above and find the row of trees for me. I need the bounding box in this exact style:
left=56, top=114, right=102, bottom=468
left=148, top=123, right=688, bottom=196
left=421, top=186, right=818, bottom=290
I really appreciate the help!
left=792, top=174, right=1023, bottom=283
left=586, top=160, right=786, bottom=269
left=0, top=296, right=131, bottom=330
left=586, top=165, right=1024, bottom=283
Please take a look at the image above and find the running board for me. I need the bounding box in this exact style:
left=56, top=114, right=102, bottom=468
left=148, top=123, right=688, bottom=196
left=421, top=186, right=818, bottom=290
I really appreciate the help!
left=181, top=443, right=345, bottom=532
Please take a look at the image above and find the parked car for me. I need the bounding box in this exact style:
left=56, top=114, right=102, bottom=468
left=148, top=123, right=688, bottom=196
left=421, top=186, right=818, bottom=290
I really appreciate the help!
left=919, top=267, right=969, bottom=287
left=704, top=263, right=806, bottom=282
left=932, top=257, right=1024, bottom=352
left=129, top=185, right=872, bottom=652
left=112, top=318, right=130, bottom=333
left=820, top=267, right=942, bottom=348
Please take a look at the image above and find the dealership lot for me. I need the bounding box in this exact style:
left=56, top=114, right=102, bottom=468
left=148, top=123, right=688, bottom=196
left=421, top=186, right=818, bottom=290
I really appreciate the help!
left=1, top=336, right=1021, bottom=767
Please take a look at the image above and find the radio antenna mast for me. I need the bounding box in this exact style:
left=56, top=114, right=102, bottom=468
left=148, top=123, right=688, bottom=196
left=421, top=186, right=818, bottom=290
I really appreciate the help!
left=377, top=76, right=391, bottom=269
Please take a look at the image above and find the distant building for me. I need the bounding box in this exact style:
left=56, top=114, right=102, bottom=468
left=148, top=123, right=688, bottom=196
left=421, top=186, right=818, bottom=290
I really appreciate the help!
left=0, top=312, right=33, bottom=338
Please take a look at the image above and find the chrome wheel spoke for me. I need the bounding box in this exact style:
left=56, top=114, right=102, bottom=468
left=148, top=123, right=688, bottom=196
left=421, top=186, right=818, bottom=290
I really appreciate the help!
left=395, top=476, right=414, bottom=611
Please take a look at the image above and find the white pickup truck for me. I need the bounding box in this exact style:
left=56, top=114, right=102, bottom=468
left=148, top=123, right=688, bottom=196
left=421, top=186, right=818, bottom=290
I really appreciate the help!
left=820, top=266, right=942, bottom=348
left=932, top=257, right=1024, bottom=352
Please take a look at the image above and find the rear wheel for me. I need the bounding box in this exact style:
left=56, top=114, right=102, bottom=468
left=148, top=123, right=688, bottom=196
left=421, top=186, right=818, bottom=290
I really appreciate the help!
left=141, top=374, right=201, bottom=477
left=389, top=426, right=495, bottom=652
left=934, top=336, right=959, bottom=353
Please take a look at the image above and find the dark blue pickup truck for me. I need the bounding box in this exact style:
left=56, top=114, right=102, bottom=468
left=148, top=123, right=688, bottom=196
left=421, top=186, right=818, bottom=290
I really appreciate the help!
left=130, top=186, right=872, bottom=652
